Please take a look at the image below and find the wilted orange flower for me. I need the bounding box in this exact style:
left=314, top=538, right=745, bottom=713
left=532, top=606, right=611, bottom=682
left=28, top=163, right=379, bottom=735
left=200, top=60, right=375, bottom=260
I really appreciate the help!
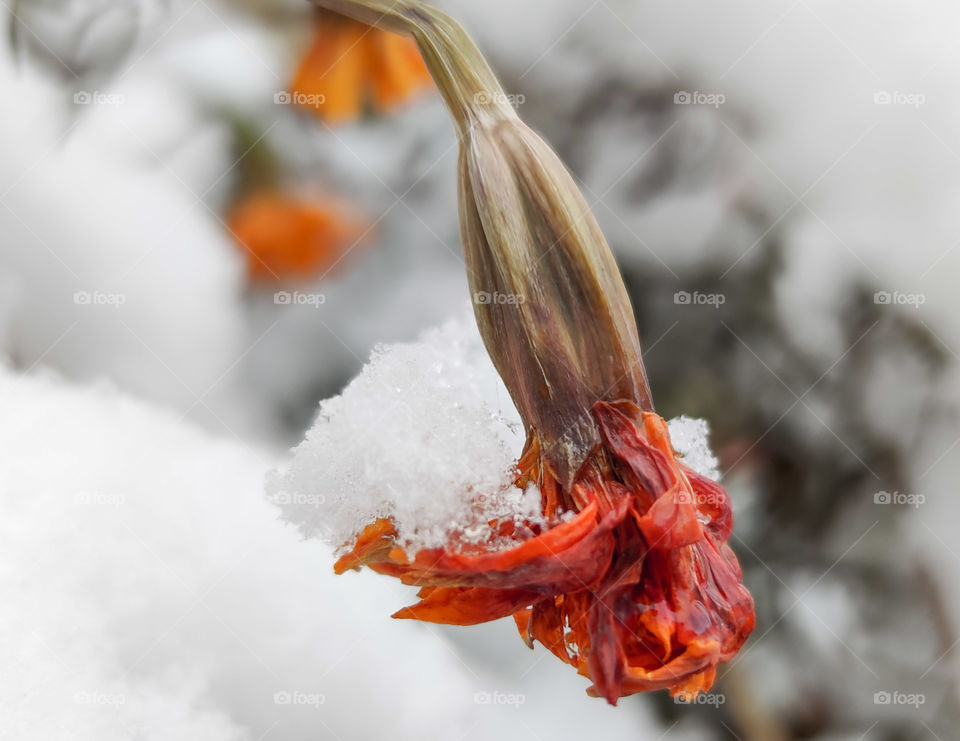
left=290, top=11, right=433, bottom=123
left=336, top=401, right=755, bottom=704
left=228, top=192, right=367, bottom=282
left=319, top=0, right=755, bottom=705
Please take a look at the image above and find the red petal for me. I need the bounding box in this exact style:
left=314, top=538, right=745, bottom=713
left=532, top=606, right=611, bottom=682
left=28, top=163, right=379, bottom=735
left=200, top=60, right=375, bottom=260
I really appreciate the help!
left=528, top=598, right=571, bottom=664
left=586, top=590, right=625, bottom=706
left=593, top=401, right=670, bottom=495
left=388, top=498, right=631, bottom=593
left=634, top=479, right=703, bottom=550
left=683, top=465, right=733, bottom=538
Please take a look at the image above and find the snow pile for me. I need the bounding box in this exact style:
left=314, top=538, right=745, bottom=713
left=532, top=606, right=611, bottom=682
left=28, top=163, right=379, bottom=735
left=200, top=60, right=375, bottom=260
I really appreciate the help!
left=269, top=312, right=538, bottom=552
left=0, top=365, right=671, bottom=741
left=271, top=312, right=722, bottom=553
left=0, top=368, right=473, bottom=741
left=668, top=416, right=721, bottom=481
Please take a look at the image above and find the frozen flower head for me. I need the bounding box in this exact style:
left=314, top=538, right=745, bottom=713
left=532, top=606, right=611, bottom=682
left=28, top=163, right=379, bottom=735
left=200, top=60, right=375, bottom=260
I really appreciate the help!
left=307, top=0, right=755, bottom=705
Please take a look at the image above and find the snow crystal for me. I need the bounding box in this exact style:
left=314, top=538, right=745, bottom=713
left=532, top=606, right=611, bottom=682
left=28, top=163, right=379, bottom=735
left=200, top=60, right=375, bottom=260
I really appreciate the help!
left=668, top=415, right=721, bottom=481
left=272, top=311, right=723, bottom=553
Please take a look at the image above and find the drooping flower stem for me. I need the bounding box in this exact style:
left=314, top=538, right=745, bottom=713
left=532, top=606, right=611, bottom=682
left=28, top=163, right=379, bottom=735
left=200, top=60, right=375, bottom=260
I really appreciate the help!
left=315, top=0, right=508, bottom=133
left=313, top=0, right=653, bottom=486
left=314, top=0, right=755, bottom=705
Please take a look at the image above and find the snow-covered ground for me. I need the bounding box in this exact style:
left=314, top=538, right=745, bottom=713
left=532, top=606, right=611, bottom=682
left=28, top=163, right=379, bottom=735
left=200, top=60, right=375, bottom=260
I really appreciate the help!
left=0, top=368, right=667, bottom=740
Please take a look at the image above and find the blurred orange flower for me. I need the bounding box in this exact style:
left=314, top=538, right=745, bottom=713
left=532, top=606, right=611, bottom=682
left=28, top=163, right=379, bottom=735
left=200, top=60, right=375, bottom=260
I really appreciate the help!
left=228, top=192, right=367, bottom=282
left=291, top=13, right=433, bottom=123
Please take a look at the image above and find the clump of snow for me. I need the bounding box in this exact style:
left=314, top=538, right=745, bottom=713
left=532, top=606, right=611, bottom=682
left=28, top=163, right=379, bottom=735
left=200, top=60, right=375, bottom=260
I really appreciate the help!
left=668, top=415, right=721, bottom=481
left=271, top=311, right=724, bottom=553
left=268, top=312, right=549, bottom=553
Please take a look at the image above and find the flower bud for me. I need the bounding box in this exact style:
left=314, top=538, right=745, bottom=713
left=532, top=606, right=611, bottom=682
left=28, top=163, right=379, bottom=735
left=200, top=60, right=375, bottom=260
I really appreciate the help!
left=460, top=117, right=652, bottom=486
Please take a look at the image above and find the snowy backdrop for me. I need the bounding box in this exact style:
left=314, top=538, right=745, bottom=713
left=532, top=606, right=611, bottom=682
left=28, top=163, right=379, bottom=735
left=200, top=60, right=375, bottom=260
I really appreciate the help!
left=1, top=0, right=959, bottom=739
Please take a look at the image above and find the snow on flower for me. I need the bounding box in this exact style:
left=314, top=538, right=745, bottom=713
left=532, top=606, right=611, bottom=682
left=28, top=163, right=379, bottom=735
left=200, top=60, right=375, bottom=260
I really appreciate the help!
left=270, top=311, right=730, bottom=567
left=269, top=313, right=540, bottom=553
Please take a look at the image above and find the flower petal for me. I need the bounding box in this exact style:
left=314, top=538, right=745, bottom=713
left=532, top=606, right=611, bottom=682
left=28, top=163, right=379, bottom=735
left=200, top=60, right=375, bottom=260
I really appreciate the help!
left=392, top=586, right=540, bottom=625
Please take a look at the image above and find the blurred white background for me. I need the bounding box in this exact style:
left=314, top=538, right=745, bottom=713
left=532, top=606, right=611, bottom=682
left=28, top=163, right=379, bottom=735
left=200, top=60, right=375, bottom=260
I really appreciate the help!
left=1, top=0, right=959, bottom=739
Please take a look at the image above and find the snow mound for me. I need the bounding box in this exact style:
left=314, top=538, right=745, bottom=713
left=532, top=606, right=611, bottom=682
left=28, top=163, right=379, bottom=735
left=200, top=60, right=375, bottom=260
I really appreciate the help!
left=0, top=368, right=473, bottom=740
left=271, top=312, right=722, bottom=554
left=668, top=416, right=721, bottom=481
left=268, top=312, right=538, bottom=553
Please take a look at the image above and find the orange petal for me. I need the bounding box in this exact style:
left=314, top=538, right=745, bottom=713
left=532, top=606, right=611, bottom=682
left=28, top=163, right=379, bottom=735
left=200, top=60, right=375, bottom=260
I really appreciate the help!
left=613, top=638, right=721, bottom=696
left=393, top=586, right=540, bottom=625
left=527, top=598, right=571, bottom=663
left=333, top=518, right=396, bottom=573
left=513, top=607, right=534, bottom=649
left=393, top=498, right=630, bottom=592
